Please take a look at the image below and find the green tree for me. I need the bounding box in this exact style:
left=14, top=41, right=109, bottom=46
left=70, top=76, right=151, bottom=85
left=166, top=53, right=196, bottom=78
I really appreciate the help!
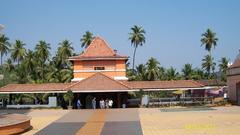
left=202, top=54, right=216, bottom=79
left=57, top=40, right=74, bottom=66
left=182, top=63, right=193, bottom=80
left=80, top=31, right=94, bottom=48
left=11, top=40, right=26, bottom=65
left=218, top=57, right=229, bottom=81
left=166, top=67, right=179, bottom=80
left=0, top=35, right=11, bottom=65
left=4, top=58, right=14, bottom=72
left=201, top=28, right=218, bottom=55
left=64, top=90, right=74, bottom=108
left=135, top=64, right=146, bottom=80
left=35, top=40, right=51, bottom=82
left=24, top=50, right=35, bottom=74
left=145, top=57, right=160, bottom=81
left=129, top=25, right=146, bottom=70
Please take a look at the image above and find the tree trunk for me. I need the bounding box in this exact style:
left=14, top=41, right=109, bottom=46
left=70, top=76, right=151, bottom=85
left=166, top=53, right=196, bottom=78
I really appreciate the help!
left=1, top=53, right=2, bottom=66
left=132, top=47, right=137, bottom=70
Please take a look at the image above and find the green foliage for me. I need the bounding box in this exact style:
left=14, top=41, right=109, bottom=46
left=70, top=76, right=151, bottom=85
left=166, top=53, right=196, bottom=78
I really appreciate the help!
left=202, top=54, right=216, bottom=79
left=81, top=31, right=94, bottom=48
left=64, top=90, right=74, bottom=106
left=129, top=25, right=146, bottom=69
left=201, top=28, right=218, bottom=53
left=218, top=57, right=229, bottom=82
left=0, top=35, right=11, bottom=65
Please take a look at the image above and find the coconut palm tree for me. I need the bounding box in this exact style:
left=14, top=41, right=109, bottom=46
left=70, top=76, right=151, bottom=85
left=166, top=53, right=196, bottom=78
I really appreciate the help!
left=201, top=28, right=218, bottom=55
left=24, top=50, right=35, bottom=73
left=129, top=25, right=146, bottom=70
left=135, top=64, right=147, bottom=80
left=80, top=31, right=94, bottom=48
left=182, top=63, right=193, bottom=80
left=4, top=58, right=14, bottom=72
left=35, top=40, right=51, bottom=82
left=11, top=40, right=26, bottom=65
left=219, top=57, right=229, bottom=81
left=145, top=57, right=160, bottom=81
left=57, top=40, right=74, bottom=66
left=202, top=54, right=216, bottom=78
left=166, top=67, right=179, bottom=80
left=0, top=35, right=11, bottom=65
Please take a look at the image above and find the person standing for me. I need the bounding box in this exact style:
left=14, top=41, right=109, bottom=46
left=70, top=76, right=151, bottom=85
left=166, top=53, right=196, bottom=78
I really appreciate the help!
left=108, top=99, right=113, bottom=108
left=92, top=97, right=96, bottom=109
left=100, top=99, right=105, bottom=109
left=77, top=99, right=82, bottom=109
left=105, top=99, right=109, bottom=109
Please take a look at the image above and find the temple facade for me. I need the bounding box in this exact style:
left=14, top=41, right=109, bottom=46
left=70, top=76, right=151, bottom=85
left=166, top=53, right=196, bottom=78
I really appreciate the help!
left=227, top=50, right=240, bottom=105
left=69, top=37, right=128, bottom=81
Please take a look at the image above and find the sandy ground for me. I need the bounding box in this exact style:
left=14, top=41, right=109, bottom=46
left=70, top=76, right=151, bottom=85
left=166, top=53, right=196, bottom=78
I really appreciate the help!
left=139, top=106, right=240, bottom=135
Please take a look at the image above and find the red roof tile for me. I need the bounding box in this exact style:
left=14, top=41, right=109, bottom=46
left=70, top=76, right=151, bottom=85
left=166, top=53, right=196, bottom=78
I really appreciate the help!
left=69, top=37, right=128, bottom=60
left=65, top=73, right=130, bottom=92
left=0, top=83, right=71, bottom=93
left=121, top=80, right=204, bottom=90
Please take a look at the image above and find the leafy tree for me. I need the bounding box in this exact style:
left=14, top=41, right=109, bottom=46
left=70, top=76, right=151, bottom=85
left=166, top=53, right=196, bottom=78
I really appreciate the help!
left=0, top=35, right=11, bottom=65
left=135, top=64, right=146, bottom=80
left=11, top=40, right=26, bottom=65
left=80, top=31, right=94, bottom=48
left=4, top=58, right=14, bottom=72
left=129, top=25, right=146, bottom=70
left=202, top=54, right=216, bottom=79
left=24, top=50, right=35, bottom=74
left=166, top=67, right=179, bottom=80
left=218, top=57, right=229, bottom=81
left=64, top=90, right=74, bottom=108
left=191, top=68, right=206, bottom=80
left=145, top=57, right=160, bottom=81
left=182, top=63, right=193, bottom=80
left=35, top=40, right=51, bottom=82
left=201, top=28, right=218, bottom=55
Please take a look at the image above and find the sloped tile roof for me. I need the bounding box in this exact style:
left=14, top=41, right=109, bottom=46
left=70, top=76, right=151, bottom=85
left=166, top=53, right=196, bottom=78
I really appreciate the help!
left=196, top=79, right=226, bottom=86
left=0, top=83, right=71, bottom=93
left=121, top=80, right=204, bottom=89
left=65, top=72, right=130, bottom=91
left=69, top=37, right=128, bottom=60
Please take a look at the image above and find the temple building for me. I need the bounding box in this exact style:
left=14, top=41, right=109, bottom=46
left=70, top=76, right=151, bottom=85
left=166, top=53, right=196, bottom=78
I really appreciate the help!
left=0, top=37, right=207, bottom=108
left=227, top=50, right=240, bottom=105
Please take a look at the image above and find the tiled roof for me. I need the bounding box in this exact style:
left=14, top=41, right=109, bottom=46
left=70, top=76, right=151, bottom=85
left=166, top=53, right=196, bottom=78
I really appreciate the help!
left=121, top=80, right=204, bottom=89
left=229, top=50, right=240, bottom=68
left=0, top=83, right=71, bottom=93
left=0, top=75, right=206, bottom=93
left=196, top=80, right=226, bottom=86
left=69, top=37, right=128, bottom=60
left=65, top=72, right=130, bottom=91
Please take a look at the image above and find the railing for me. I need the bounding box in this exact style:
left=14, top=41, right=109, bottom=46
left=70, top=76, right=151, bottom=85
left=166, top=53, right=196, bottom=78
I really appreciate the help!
left=148, top=97, right=213, bottom=107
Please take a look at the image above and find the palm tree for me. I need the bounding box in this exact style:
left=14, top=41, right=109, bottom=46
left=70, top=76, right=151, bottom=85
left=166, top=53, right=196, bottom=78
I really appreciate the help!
left=0, top=35, right=11, bottom=65
left=145, top=57, right=160, bottom=81
left=166, top=67, right=179, bottom=80
left=202, top=54, right=216, bottom=78
left=57, top=40, right=74, bottom=66
left=35, top=40, right=51, bottom=82
left=80, top=31, right=94, bottom=48
left=24, top=50, right=35, bottom=73
left=219, top=57, right=229, bottom=81
left=201, top=28, right=218, bottom=55
left=135, top=64, right=146, bottom=80
left=4, top=58, right=14, bottom=72
left=129, top=25, right=146, bottom=70
left=11, top=40, right=26, bottom=65
left=182, top=63, right=193, bottom=80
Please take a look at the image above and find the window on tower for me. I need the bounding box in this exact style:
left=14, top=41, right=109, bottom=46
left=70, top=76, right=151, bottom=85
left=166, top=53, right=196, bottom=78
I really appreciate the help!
left=94, top=67, right=105, bottom=70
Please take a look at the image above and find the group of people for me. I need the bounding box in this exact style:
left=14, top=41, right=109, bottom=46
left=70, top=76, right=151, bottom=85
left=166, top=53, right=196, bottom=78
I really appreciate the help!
left=99, top=98, right=113, bottom=109
left=76, top=97, right=113, bottom=109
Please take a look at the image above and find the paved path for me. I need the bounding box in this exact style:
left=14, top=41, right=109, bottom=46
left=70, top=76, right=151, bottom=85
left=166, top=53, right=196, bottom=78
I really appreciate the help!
left=35, top=109, right=142, bottom=135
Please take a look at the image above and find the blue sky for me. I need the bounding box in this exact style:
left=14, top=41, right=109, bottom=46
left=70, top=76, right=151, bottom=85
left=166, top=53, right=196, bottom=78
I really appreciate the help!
left=1, top=0, right=240, bottom=71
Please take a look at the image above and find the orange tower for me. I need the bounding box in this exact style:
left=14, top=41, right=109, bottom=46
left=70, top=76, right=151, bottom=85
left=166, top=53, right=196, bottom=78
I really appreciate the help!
left=69, top=37, right=128, bottom=82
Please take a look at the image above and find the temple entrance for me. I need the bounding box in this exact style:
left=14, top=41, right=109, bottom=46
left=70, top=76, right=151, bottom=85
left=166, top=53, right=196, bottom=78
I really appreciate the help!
left=237, top=82, right=240, bottom=105
left=73, top=92, right=128, bottom=109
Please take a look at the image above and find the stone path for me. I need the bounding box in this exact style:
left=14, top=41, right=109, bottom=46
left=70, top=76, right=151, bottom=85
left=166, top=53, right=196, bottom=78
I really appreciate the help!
left=35, top=109, right=142, bottom=135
